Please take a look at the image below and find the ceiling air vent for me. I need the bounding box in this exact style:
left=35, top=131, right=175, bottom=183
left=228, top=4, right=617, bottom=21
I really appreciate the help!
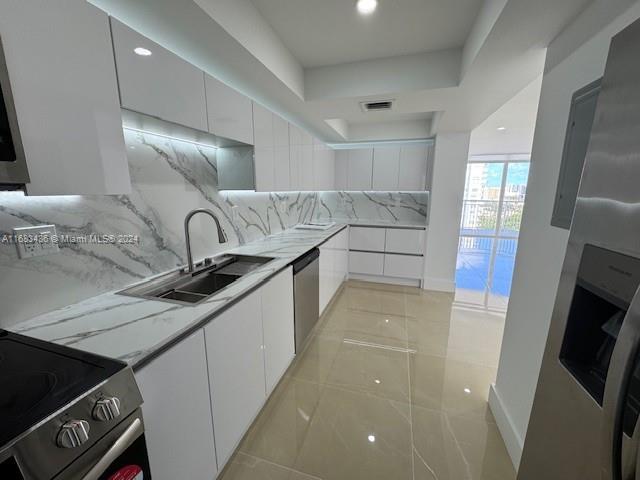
left=360, top=99, right=394, bottom=112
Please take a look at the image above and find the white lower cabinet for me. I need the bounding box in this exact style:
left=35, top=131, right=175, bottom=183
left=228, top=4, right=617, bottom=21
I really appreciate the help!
left=262, top=268, right=295, bottom=394
left=136, top=331, right=218, bottom=480
left=319, top=240, right=334, bottom=314
left=385, top=228, right=425, bottom=255
left=205, top=290, right=266, bottom=468
left=349, top=251, right=384, bottom=276
left=384, top=254, right=424, bottom=279
left=349, top=226, right=386, bottom=252
left=319, top=228, right=349, bottom=315
left=348, top=226, right=425, bottom=284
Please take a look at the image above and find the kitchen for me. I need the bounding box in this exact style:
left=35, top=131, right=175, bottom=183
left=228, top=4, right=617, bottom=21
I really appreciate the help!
left=3, top=1, right=640, bottom=479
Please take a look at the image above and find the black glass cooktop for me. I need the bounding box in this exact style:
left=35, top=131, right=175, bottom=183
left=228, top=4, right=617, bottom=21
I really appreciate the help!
left=0, top=330, right=125, bottom=448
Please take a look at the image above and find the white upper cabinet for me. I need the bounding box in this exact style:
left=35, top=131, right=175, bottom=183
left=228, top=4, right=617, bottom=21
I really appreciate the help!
left=347, top=148, right=373, bottom=190
left=335, top=150, right=348, bottom=191
left=314, top=139, right=335, bottom=191
left=273, top=114, right=291, bottom=191
left=372, top=146, right=401, bottom=190
left=288, top=124, right=302, bottom=190
left=252, top=102, right=275, bottom=192
left=111, top=19, right=208, bottom=132
left=299, top=131, right=314, bottom=191
left=205, top=74, right=254, bottom=144
left=0, top=0, right=129, bottom=195
left=398, top=144, right=429, bottom=190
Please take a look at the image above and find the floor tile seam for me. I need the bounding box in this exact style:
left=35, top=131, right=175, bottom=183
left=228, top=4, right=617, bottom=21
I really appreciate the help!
left=408, top=350, right=500, bottom=371
left=237, top=452, right=324, bottom=480
left=408, top=402, right=498, bottom=425
left=312, top=330, right=410, bottom=348
left=292, top=375, right=414, bottom=407
left=403, top=292, right=417, bottom=480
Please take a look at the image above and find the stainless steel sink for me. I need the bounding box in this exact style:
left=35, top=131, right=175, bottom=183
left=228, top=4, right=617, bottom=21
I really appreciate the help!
left=119, top=254, right=274, bottom=305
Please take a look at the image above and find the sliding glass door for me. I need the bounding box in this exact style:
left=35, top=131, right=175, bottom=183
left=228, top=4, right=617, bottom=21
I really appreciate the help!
left=455, top=156, right=530, bottom=310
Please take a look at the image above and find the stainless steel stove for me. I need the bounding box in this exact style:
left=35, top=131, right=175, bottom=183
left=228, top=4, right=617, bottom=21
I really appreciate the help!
left=0, top=330, right=151, bottom=480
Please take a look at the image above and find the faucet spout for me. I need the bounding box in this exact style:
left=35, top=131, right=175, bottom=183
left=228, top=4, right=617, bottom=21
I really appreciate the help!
left=184, top=208, right=228, bottom=273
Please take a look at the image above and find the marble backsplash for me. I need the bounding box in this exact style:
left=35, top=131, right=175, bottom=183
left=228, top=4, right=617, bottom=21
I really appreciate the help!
left=0, top=129, right=427, bottom=327
left=317, top=191, right=428, bottom=226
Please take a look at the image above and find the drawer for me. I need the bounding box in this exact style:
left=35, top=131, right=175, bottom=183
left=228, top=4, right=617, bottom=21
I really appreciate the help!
left=385, top=228, right=425, bottom=255
left=349, top=227, right=385, bottom=252
left=349, top=251, right=384, bottom=275
left=383, top=254, right=424, bottom=279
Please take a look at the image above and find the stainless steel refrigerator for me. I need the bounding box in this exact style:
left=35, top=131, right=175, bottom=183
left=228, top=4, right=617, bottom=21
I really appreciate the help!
left=519, top=18, right=640, bottom=480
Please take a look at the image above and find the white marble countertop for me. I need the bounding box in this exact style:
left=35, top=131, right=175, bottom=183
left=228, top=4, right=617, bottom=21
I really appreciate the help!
left=10, top=224, right=347, bottom=369
left=341, top=218, right=427, bottom=229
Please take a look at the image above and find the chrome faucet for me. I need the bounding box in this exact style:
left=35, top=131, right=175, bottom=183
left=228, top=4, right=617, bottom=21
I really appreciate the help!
left=184, top=208, right=228, bottom=273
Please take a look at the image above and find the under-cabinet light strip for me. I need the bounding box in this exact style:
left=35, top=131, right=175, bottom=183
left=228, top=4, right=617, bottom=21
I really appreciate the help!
left=123, top=126, right=220, bottom=150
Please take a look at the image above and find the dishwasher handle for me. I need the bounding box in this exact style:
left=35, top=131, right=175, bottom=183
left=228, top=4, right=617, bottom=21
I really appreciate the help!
left=293, top=248, right=320, bottom=274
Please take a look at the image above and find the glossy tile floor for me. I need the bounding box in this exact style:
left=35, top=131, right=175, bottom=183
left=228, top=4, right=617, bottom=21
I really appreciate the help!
left=220, top=280, right=515, bottom=480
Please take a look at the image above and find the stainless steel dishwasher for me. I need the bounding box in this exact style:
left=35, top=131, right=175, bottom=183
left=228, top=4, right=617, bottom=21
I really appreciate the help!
left=292, top=248, right=320, bottom=353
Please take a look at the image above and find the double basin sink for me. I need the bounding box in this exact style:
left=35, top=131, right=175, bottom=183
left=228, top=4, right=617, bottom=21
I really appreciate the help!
left=120, top=254, right=274, bottom=305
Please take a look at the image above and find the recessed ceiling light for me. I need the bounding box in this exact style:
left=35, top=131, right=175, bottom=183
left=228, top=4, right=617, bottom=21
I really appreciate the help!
left=497, top=126, right=507, bottom=131
left=374, top=379, right=381, bottom=384
left=356, top=0, right=378, bottom=15
left=134, top=47, right=152, bottom=57
left=368, top=435, right=376, bottom=443
left=464, top=388, right=471, bottom=394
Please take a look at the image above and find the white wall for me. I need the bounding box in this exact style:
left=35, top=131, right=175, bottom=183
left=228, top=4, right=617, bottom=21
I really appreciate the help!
left=423, top=132, right=471, bottom=292
left=490, top=1, right=640, bottom=469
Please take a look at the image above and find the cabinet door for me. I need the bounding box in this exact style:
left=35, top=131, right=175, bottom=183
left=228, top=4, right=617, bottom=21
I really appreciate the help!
left=205, top=74, right=254, bottom=144
left=262, top=268, right=295, bottom=394
left=319, top=242, right=333, bottom=314
left=314, top=141, right=336, bottom=191
left=336, top=229, right=349, bottom=287
left=289, top=124, right=301, bottom=190
left=205, top=291, right=266, bottom=467
left=0, top=1, right=129, bottom=195
left=136, top=330, right=218, bottom=480
left=335, top=150, right=349, bottom=190
left=300, top=143, right=315, bottom=191
left=372, top=146, right=400, bottom=190
left=384, top=254, right=424, bottom=279
left=349, top=226, right=386, bottom=252
left=326, top=148, right=336, bottom=191
left=253, top=103, right=275, bottom=192
left=347, top=149, right=374, bottom=190
left=385, top=228, right=425, bottom=255
left=398, top=145, right=428, bottom=190
left=111, top=19, right=207, bottom=132
left=273, top=114, right=291, bottom=191
left=349, top=251, right=384, bottom=276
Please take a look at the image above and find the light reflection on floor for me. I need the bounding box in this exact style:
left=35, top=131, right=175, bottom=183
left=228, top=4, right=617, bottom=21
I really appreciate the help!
left=220, top=280, right=515, bottom=480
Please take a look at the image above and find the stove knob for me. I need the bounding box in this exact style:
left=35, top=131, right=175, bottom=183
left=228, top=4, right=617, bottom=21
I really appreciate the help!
left=92, top=397, right=121, bottom=422
left=57, top=420, right=90, bottom=449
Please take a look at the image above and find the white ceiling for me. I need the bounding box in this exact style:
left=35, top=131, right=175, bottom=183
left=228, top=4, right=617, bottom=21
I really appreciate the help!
left=249, top=0, right=484, bottom=68
left=92, top=0, right=603, bottom=143
left=469, top=76, right=542, bottom=155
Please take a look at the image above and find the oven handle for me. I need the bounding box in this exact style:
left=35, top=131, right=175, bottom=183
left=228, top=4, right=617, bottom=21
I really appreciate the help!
left=82, top=418, right=143, bottom=480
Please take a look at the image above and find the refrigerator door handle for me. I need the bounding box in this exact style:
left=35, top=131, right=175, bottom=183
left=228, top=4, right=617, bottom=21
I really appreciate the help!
left=602, top=286, right=640, bottom=480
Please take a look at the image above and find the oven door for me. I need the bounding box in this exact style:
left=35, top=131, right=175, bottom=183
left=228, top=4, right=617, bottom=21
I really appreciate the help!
left=55, top=410, right=151, bottom=480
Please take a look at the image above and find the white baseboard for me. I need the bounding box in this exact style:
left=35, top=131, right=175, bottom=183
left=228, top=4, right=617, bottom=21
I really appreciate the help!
left=422, top=276, right=455, bottom=292
left=488, top=384, right=524, bottom=470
